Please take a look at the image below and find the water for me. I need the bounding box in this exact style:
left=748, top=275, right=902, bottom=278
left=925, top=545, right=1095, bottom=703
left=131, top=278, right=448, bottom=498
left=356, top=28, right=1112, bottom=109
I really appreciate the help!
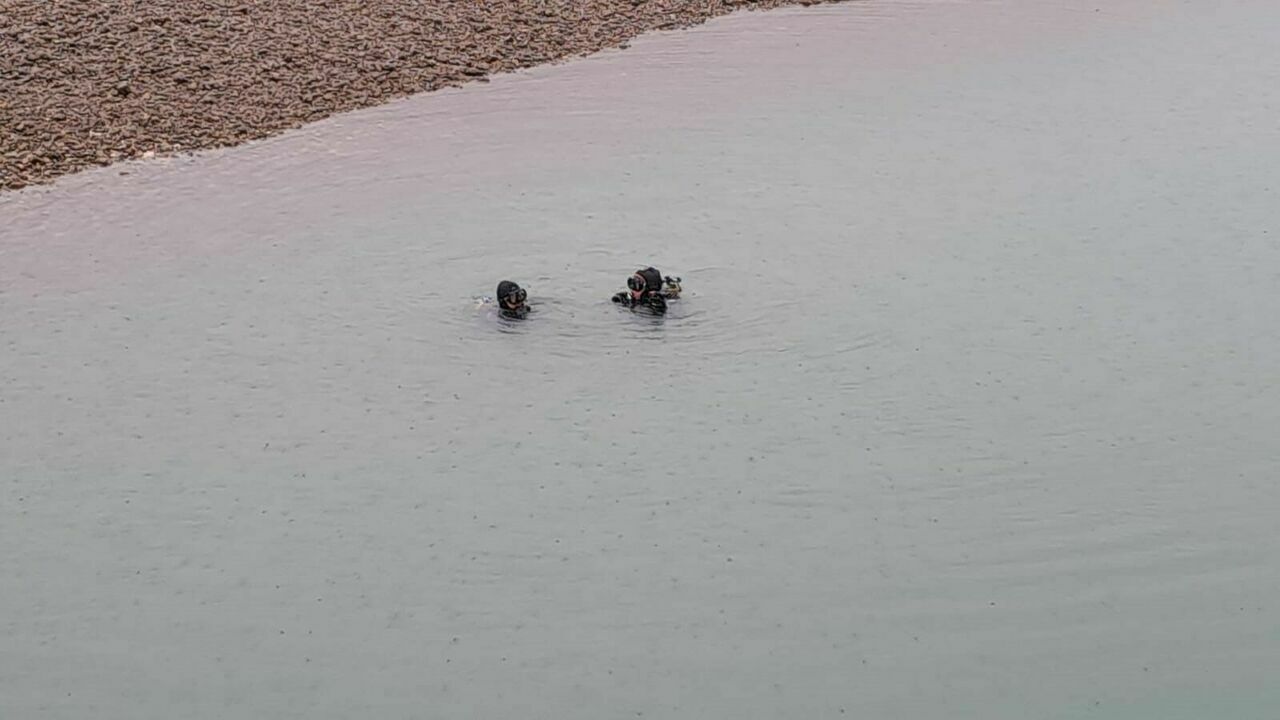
left=3, top=1, right=1279, bottom=717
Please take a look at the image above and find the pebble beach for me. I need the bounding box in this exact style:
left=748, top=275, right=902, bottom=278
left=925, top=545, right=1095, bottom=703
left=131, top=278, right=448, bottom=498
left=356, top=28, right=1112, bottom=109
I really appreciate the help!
left=1, top=0, right=834, bottom=191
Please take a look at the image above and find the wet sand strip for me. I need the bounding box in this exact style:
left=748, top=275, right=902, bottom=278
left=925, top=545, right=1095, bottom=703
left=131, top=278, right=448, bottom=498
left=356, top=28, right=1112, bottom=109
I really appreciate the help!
left=0, top=0, right=838, bottom=191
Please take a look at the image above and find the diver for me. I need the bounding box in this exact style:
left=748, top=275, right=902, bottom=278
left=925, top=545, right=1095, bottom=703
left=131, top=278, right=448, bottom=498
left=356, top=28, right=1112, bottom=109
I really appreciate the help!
left=611, top=266, right=682, bottom=314
left=492, top=280, right=530, bottom=319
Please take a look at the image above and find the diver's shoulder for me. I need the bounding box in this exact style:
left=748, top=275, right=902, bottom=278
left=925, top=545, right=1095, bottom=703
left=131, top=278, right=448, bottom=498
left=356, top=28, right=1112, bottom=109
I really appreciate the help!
left=660, top=276, right=682, bottom=299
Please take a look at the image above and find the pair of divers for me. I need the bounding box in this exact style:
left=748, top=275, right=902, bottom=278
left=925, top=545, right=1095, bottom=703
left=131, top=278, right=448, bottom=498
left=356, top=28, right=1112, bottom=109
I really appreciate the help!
left=490, top=266, right=683, bottom=319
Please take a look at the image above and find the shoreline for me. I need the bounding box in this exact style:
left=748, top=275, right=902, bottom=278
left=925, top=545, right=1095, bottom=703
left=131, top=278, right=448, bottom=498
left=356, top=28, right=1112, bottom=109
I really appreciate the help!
left=1, top=0, right=836, bottom=192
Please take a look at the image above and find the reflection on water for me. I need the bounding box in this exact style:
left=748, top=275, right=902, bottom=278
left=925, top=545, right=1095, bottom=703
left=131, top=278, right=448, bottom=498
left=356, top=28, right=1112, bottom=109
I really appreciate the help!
left=3, top=0, right=1280, bottom=718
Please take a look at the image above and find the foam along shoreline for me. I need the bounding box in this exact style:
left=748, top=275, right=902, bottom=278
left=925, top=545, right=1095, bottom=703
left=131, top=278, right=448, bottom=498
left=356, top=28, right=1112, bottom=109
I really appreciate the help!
left=0, top=0, right=838, bottom=192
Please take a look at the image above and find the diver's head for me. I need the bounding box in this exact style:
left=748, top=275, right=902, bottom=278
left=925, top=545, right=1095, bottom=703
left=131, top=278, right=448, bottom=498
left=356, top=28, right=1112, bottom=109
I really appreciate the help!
left=496, top=280, right=527, bottom=311
left=628, top=267, right=663, bottom=300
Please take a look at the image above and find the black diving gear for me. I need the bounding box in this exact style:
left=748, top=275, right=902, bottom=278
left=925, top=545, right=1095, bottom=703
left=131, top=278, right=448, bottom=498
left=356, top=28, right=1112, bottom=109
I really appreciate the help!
left=496, top=280, right=529, bottom=318
left=611, top=266, right=682, bottom=314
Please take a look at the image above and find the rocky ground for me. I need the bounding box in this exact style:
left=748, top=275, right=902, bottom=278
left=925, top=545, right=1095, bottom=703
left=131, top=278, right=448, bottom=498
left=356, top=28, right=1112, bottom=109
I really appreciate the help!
left=1, top=0, right=836, bottom=191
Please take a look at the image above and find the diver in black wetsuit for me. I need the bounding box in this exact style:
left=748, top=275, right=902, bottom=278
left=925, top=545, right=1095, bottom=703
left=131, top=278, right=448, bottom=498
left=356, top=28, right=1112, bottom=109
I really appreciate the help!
left=496, top=280, right=529, bottom=319
left=611, top=267, right=682, bottom=314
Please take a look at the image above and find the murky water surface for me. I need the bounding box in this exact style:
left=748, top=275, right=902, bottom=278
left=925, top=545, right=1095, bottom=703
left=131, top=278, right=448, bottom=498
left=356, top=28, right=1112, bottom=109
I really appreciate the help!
left=3, top=1, right=1279, bottom=718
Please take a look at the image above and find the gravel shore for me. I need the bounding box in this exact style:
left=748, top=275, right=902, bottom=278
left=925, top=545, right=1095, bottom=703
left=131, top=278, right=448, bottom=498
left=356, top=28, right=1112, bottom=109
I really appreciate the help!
left=1, top=0, right=836, bottom=191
